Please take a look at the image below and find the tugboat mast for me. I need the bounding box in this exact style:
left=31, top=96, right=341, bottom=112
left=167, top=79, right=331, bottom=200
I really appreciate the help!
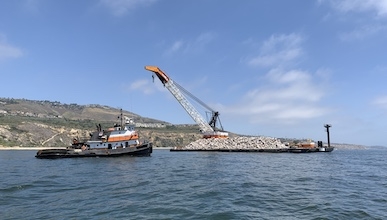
left=120, top=108, right=123, bottom=130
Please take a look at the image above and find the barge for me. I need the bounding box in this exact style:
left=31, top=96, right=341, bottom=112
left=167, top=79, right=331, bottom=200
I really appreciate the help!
left=169, top=147, right=334, bottom=153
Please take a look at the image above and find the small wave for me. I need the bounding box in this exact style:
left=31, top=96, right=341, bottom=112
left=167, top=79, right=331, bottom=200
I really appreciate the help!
left=0, top=184, right=34, bottom=193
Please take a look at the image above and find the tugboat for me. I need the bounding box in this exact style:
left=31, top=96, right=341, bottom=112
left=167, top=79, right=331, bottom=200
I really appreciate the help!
left=35, top=110, right=152, bottom=159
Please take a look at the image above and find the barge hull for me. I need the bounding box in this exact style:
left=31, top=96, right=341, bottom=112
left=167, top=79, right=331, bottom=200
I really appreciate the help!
left=170, top=147, right=334, bottom=153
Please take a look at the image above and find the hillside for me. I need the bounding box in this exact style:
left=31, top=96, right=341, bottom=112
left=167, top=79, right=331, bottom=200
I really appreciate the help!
left=0, top=98, right=368, bottom=150
left=0, top=98, right=204, bottom=148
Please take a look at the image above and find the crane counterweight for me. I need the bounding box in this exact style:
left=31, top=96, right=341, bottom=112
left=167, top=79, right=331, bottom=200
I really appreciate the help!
left=144, top=66, right=228, bottom=139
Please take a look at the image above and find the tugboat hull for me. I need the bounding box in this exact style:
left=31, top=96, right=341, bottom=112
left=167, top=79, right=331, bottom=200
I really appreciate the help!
left=36, top=143, right=152, bottom=159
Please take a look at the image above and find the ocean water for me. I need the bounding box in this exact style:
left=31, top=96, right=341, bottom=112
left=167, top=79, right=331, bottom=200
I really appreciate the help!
left=1, top=148, right=386, bottom=220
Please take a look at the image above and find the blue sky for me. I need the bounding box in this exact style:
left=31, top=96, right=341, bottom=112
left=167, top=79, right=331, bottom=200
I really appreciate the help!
left=1, top=0, right=387, bottom=146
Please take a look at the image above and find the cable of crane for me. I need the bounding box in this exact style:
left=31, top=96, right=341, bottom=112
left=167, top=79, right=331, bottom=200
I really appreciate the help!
left=174, top=82, right=224, bottom=131
left=173, top=81, right=215, bottom=113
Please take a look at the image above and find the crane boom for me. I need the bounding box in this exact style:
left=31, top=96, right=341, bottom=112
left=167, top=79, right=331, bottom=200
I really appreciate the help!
left=145, top=66, right=228, bottom=138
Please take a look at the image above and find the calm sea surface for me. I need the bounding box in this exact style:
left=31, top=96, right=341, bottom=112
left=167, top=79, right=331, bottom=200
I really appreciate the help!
left=1, top=148, right=387, bottom=220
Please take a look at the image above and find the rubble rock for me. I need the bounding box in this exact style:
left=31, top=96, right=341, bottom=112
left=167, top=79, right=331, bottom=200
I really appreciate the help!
left=179, top=136, right=287, bottom=150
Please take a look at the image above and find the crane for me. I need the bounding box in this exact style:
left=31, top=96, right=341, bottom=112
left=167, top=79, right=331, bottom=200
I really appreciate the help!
left=145, top=66, right=228, bottom=138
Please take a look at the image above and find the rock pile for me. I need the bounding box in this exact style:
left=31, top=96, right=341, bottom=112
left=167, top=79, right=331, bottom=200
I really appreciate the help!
left=178, top=136, right=287, bottom=150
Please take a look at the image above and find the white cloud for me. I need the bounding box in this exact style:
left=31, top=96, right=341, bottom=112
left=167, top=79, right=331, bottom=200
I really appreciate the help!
left=373, top=95, right=387, bottom=109
left=163, top=31, right=217, bottom=56
left=128, top=79, right=155, bottom=95
left=339, top=24, right=387, bottom=41
left=99, top=0, right=157, bottom=16
left=0, top=34, right=23, bottom=61
left=319, top=1, right=387, bottom=41
left=128, top=76, right=171, bottom=96
left=247, top=33, right=304, bottom=67
left=321, top=0, right=387, bottom=17
left=226, top=33, right=331, bottom=125
left=164, top=40, right=184, bottom=56
left=195, top=32, right=216, bottom=45
left=185, top=31, right=217, bottom=53
left=223, top=68, right=329, bottom=124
